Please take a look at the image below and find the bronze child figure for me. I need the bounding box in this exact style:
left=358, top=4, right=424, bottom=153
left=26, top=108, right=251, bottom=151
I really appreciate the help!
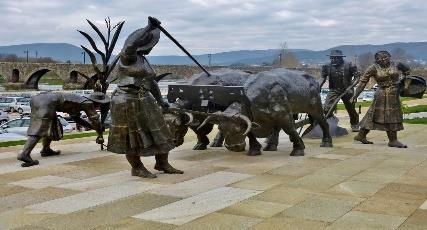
left=351, top=50, right=410, bottom=148
left=107, top=17, right=183, bottom=178
left=17, top=92, right=109, bottom=167
left=321, top=49, right=360, bottom=132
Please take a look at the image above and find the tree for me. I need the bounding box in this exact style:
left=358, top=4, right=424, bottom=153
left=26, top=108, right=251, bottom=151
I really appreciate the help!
left=357, top=52, right=375, bottom=72
left=391, top=48, right=412, bottom=63
left=273, top=42, right=300, bottom=68
left=78, top=17, right=125, bottom=128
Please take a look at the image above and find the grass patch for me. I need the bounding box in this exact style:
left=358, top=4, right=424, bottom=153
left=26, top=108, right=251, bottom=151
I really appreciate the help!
left=401, top=97, right=417, bottom=102
left=404, top=118, right=427, bottom=124
left=337, top=101, right=372, bottom=110
left=0, top=130, right=108, bottom=148
left=402, top=105, right=427, bottom=114
left=336, top=96, right=425, bottom=111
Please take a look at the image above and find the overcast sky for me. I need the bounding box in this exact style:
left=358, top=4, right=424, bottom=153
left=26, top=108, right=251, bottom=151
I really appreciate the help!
left=0, top=0, right=426, bottom=55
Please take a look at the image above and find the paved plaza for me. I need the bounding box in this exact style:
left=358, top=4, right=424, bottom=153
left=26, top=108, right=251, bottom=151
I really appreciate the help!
left=1, top=114, right=427, bottom=229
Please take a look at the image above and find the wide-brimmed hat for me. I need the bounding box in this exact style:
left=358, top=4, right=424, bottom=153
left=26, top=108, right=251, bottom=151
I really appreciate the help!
left=375, top=50, right=391, bottom=60
left=327, top=49, right=346, bottom=57
left=136, top=28, right=160, bottom=52
left=83, top=92, right=110, bottom=104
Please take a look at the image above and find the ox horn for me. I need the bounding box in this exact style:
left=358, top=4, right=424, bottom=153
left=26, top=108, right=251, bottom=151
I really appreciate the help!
left=197, top=113, right=222, bottom=130
left=236, top=114, right=252, bottom=136
left=183, top=112, right=194, bottom=125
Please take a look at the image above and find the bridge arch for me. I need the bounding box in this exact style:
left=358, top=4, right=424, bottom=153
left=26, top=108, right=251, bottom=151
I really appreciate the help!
left=25, top=68, right=62, bottom=89
left=11, top=69, right=19, bottom=83
left=69, top=71, right=79, bottom=83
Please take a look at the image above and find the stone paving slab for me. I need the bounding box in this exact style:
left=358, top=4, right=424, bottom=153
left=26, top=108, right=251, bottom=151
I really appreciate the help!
left=1, top=123, right=427, bottom=229
left=280, top=195, right=360, bottom=223
left=54, top=170, right=136, bottom=191
left=326, top=211, right=407, bottom=230
left=133, top=187, right=261, bottom=225
left=175, top=212, right=262, bottom=230
left=0, top=186, right=79, bottom=213
left=26, top=181, right=161, bottom=214
left=250, top=216, right=329, bottom=230
left=27, top=193, right=180, bottom=230
left=0, top=151, right=114, bottom=175
left=9, top=175, right=77, bottom=189
left=148, top=171, right=253, bottom=198
left=220, top=199, right=291, bottom=218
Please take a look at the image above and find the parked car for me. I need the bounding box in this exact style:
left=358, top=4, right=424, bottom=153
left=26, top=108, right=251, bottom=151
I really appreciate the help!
left=357, top=90, right=375, bottom=102
left=0, top=130, right=26, bottom=141
left=0, top=97, right=24, bottom=112
left=13, top=101, right=31, bottom=114
left=0, top=110, right=10, bottom=125
left=0, top=116, right=73, bottom=136
left=361, top=91, right=375, bottom=101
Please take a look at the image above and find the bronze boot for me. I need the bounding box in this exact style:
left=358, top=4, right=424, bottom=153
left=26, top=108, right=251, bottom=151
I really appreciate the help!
left=40, top=138, right=61, bottom=157
left=17, top=136, right=40, bottom=167
left=354, top=128, right=373, bottom=144
left=387, top=131, right=407, bottom=148
left=154, top=154, right=184, bottom=174
left=126, top=155, right=156, bottom=178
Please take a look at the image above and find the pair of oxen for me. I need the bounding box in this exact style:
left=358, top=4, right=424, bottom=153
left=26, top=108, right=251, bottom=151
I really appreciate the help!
left=164, top=68, right=333, bottom=157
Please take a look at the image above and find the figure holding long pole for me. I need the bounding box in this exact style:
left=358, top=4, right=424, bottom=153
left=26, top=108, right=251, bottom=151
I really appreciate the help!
left=107, top=16, right=183, bottom=178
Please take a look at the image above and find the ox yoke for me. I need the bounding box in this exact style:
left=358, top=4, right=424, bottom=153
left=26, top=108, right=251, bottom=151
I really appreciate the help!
left=167, top=84, right=251, bottom=114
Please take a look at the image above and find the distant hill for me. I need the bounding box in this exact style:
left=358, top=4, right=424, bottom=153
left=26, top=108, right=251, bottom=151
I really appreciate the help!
left=149, top=42, right=427, bottom=65
left=1, top=42, right=427, bottom=65
left=0, top=43, right=88, bottom=63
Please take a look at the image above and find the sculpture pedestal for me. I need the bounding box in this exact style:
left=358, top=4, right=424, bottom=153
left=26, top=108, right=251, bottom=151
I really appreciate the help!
left=302, top=116, right=348, bottom=139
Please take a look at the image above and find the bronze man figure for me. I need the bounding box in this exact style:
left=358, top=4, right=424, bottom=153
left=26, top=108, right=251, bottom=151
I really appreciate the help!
left=107, top=17, right=183, bottom=178
left=351, top=50, right=410, bottom=148
left=321, top=50, right=360, bottom=132
left=17, top=92, right=109, bottom=167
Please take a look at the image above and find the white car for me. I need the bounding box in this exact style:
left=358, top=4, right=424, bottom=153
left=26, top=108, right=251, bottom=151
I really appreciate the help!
left=0, top=116, right=73, bottom=136
left=0, top=130, right=26, bottom=142
left=13, top=101, right=31, bottom=114
left=357, top=91, right=375, bottom=102
left=0, top=97, right=24, bottom=112
left=0, top=110, right=9, bottom=125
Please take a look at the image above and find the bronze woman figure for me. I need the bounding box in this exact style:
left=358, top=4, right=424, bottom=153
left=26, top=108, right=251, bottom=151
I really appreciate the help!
left=107, top=17, right=183, bottom=178
left=351, top=50, right=410, bottom=148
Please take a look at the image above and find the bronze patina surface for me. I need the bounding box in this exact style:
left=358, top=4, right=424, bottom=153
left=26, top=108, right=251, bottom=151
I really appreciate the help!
left=321, top=49, right=360, bottom=132
left=352, top=50, right=410, bottom=148
left=107, top=17, right=183, bottom=178
left=17, top=92, right=108, bottom=167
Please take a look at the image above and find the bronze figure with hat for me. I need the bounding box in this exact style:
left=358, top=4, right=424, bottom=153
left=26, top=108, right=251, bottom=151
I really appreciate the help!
left=320, top=49, right=361, bottom=132
left=107, top=16, right=183, bottom=178
left=17, top=92, right=110, bottom=167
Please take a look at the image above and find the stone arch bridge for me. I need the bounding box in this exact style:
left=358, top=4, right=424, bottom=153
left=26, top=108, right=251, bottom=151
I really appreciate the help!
left=0, top=62, right=319, bottom=90
left=0, top=62, right=103, bottom=89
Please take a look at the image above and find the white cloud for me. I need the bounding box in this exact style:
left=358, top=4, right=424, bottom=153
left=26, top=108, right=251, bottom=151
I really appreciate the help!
left=0, top=0, right=426, bottom=55
left=312, top=19, right=338, bottom=27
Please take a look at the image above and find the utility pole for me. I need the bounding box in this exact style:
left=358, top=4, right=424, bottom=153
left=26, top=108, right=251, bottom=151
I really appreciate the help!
left=24, top=50, right=29, bottom=62
left=208, top=54, right=212, bottom=67
left=81, top=51, right=86, bottom=64
left=353, top=54, right=358, bottom=67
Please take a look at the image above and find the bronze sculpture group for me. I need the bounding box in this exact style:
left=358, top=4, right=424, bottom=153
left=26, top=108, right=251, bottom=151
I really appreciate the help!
left=17, top=17, right=426, bottom=180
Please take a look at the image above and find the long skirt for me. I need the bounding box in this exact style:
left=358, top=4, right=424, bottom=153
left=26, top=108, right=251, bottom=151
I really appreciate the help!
left=360, top=86, right=403, bottom=131
left=107, top=89, right=174, bottom=156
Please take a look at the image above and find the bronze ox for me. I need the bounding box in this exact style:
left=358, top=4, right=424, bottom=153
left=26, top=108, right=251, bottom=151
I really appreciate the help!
left=166, top=68, right=333, bottom=156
